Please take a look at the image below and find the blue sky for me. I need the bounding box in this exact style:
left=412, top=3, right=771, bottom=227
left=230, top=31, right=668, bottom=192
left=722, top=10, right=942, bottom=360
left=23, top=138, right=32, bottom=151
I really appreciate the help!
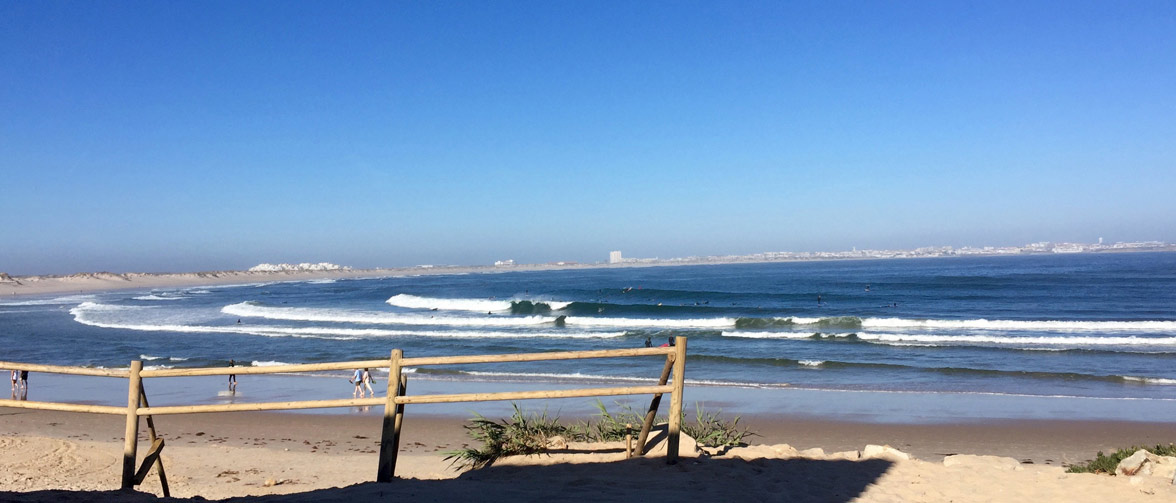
left=2, top=1, right=1174, bottom=274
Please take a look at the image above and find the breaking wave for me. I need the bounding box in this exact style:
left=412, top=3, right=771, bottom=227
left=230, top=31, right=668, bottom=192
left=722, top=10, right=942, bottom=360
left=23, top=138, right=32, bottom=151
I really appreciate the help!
left=0, top=294, right=96, bottom=306
left=722, top=330, right=1176, bottom=347
left=860, top=318, right=1176, bottom=332
left=386, top=294, right=571, bottom=313
left=133, top=294, right=186, bottom=301
left=72, top=302, right=621, bottom=340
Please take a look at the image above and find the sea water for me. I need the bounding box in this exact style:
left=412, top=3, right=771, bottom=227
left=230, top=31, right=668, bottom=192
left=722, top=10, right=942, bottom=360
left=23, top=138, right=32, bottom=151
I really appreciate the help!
left=3, top=253, right=1175, bottom=419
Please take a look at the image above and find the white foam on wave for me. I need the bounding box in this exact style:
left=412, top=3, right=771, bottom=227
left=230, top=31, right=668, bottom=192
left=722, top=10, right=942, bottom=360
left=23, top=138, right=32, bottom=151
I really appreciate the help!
left=799, top=360, right=826, bottom=367
left=225, top=302, right=714, bottom=330
left=722, top=329, right=1176, bottom=346
left=386, top=294, right=572, bottom=312
left=859, top=332, right=1176, bottom=346
left=565, top=316, right=734, bottom=329
left=721, top=331, right=817, bottom=339
left=251, top=360, right=293, bottom=367
left=72, top=302, right=622, bottom=340
left=0, top=294, right=96, bottom=306
left=862, top=317, right=1176, bottom=332
left=1123, top=376, right=1176, bottom=385
left=141, top=355, right=190, bottom=362
left=224, top=302, right=557, bottom=327
left=133, top=294, right=185, bottom=301
left=387, top=294, right=512, bottom=312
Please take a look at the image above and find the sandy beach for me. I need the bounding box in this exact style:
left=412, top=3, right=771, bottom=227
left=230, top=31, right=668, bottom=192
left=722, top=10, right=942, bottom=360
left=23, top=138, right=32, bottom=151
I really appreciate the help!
left=0, top=266, right=528, bottom=298
left=2, top=406, right=1174, bottom=502
left=4, top=263, right=1175, bottom=501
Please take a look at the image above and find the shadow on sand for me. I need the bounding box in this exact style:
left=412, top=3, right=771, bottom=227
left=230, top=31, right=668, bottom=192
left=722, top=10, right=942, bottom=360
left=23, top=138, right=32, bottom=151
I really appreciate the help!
left=0, top=456, right=893, bottom=502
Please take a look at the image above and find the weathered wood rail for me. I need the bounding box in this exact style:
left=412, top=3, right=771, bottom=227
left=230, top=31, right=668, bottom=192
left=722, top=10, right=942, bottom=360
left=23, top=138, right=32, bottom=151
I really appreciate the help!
left=0, top=335, right=688, bottom=493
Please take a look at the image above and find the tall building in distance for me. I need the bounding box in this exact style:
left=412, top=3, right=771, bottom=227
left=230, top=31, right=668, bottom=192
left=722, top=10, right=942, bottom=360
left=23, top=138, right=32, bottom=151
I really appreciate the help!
left=609, top=251, right=623, bottom=264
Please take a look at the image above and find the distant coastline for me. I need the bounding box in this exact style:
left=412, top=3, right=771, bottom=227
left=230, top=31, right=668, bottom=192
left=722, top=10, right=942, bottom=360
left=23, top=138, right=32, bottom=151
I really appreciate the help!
left=3, top=240, right=1173, bottom=297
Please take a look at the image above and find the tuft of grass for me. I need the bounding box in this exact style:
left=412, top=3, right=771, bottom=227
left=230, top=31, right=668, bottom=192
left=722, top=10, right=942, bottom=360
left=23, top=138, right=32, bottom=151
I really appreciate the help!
left=447, top=401, right=756, bottom=469
left=444, top=404, right=569, bottom=469
left=1065, top=443, right=1176, bottom=474
left=682, top=404, right=754, bottom=449
left=568, top=400, right=647, bottom=442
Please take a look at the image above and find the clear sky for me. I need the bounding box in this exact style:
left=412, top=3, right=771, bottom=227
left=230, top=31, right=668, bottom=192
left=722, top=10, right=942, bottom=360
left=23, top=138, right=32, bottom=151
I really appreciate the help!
left=2, top=1, right=1174, bottom=275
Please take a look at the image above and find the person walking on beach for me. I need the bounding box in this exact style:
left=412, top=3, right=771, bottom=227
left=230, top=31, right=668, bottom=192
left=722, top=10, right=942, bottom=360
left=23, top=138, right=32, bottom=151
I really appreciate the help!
left=10, top=370, right=17, bottom=391
left=227, top=359, right=237, bottom=392
left=19, top=370, right=28, bottom=389
left=362, top=368, right=376, bottom=397
left=351, top=368, right=364, bottom=398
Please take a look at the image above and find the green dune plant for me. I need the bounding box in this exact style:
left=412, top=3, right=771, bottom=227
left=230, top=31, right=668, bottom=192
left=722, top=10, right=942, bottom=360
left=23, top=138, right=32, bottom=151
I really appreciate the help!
left=446, top=401, right=754, bottom=469
left=1065, top=443, right=1176, bottom=474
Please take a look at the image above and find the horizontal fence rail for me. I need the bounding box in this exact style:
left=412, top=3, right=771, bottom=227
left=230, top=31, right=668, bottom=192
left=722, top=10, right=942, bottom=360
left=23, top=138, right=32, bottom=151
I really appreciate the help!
left=1, top=336, right=689, bottom=492
left=0, top=399, right=126, bottom=415
left=137, top=347, right=676, bottom=378
left=0, top=361, right=128, bottom=378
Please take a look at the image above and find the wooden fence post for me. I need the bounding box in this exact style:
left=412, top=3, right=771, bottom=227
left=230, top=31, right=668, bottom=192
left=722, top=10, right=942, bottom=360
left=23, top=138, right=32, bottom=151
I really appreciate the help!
left=635, top=355, right=674, bottom=455
left=377, top=349, right=403, bottom=482
left=139, top=385, right=169, bottom=497
left=121, top=360, right=143, bottom=490
left=666, top=337, right=687, bottom=464
left=393, top=375, right=407, bottom=459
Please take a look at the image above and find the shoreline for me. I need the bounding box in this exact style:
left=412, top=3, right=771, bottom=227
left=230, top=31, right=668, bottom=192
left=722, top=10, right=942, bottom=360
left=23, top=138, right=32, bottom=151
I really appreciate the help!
left=5, top=249, right=1174, bottom=298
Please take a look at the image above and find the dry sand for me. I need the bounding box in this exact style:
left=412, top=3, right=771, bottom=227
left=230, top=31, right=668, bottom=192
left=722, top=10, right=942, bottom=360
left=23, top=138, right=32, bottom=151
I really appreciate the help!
left=0, top=261, right=661, bottom=298
left=0, top=267, right=482, bottom=297
left=2, top=408, right=1173, bottom=502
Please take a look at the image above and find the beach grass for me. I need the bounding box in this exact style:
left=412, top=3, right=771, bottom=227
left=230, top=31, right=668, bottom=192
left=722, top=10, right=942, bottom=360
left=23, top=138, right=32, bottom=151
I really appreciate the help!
left=1065, top=443, right=1176, bottom=474
left=445, top=401, right=754, bottom=469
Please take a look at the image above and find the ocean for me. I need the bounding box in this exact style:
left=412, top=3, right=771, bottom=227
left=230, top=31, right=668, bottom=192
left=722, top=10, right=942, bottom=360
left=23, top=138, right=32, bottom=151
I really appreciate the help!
left=3, top=252, right=1176, bottom=420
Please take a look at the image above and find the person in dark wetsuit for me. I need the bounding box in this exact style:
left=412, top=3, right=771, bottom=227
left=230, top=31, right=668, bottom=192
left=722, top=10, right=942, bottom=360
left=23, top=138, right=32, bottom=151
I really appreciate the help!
left=227, top=359, right=237, bottom=392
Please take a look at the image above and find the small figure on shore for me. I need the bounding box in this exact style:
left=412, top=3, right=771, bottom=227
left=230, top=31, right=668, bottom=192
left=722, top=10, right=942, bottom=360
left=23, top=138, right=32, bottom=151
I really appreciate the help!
left=19, top=370, right=28, bottom=389
left=351, top=368, right=364, bottom=398
left=227, top=359, right=237, bottom=392
left=644, top=337, right=652, bottom=348
left=10, top=370, right=17, bottom=391
left=362, top=368, right=376, bottom=397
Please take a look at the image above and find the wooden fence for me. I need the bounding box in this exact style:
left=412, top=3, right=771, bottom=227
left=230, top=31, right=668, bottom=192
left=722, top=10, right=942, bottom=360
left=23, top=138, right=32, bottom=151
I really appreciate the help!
left=0, top=336, right=687, bottom=494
